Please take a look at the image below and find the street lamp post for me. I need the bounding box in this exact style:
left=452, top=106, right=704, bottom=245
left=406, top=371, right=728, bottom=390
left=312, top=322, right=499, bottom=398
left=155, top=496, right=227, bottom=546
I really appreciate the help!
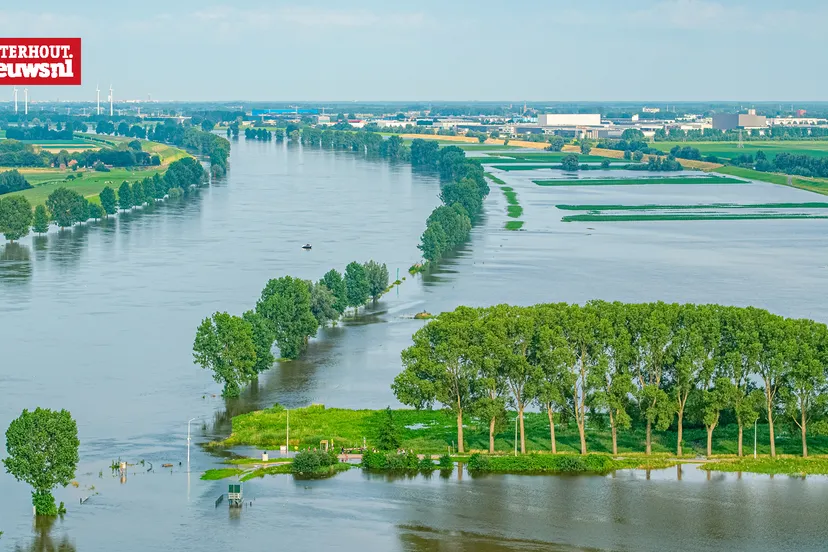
left=514, top=415, right=518, bottom=457
left=187, top=417, right=198, bottom=472
left=754, top=419, right=757, bottom=459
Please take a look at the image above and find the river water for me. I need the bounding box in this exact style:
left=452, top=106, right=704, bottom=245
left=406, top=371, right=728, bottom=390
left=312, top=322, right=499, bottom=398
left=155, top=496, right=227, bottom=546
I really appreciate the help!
left=2, top=139, right=828, bottom=551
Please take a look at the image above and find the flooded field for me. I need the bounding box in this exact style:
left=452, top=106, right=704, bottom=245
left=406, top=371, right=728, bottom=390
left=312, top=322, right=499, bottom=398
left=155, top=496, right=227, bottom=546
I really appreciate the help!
left=2, top=141, right=828, bottom=550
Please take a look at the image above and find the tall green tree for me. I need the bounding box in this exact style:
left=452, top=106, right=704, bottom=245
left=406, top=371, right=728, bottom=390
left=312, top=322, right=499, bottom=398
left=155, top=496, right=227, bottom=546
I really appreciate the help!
left=531, top=303, right=573, bottom=454
left=118, top=181, right=133, bottom=211
left=344, top=261, right=370, bottom=313
left=590, top=301, right=634, bottom=456
left=754, top=308, right=793, bottom=458
left=376, top=407, right=402, bottom=451
left=561, top=154, right=580, bottom=171
left=439, top=178, right=483, bottom=220
left=781, top=318, right=828, bottom=457
left=4, top=408, right=79, bottom=515
left=45, top=187, right=87, bottom=228
left=0, top=195, right=33, bottom=241
left=487, top=304, right=537, bottom=454
left=321, top=269, right=348, bottom=315
left=256, top=276, right=318, bottom=359
left=419, top=221, right=447, bottom=262
left=308, top=281, right=339, bottom=327
left=363, top=260, right=389, bottom=301
left=99, top=186, right=117, bottom=216
left=193, top=312, right=257, bottom=397
left=700, top=375, right=736, bottom=458
left=475, top=317, right=510, bottom=454
left=634, top=302, right=677, bottom=455
left=394, top=306, right=482, bottom=454
left=131, top=181, right=146, bottom=207
left=242, top=310, right=276, bottom=374
left=559, top=303, right=600, bottom=455
left=32, top=204, right=49, bottom=234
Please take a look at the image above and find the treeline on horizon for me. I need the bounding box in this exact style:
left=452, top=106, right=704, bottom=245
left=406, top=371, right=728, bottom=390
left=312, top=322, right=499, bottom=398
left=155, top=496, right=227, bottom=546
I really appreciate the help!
left=193, top=261, right=391, bottom=398
left=0, top=157, right=205, bottom=241
left=393, top=301, right=828, bottom=459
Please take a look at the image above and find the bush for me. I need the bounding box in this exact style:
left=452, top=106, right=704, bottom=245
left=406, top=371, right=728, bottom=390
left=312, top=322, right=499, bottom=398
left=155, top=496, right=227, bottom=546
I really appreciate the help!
left=418, top=456, right=436, bottom=472
left=438, top=454, right=453, bottom=470
left=361, top=449, right=387, bottom=470
left=467, top=453, right=490, bottom=472
left=292, top=450, right=337, bottom=474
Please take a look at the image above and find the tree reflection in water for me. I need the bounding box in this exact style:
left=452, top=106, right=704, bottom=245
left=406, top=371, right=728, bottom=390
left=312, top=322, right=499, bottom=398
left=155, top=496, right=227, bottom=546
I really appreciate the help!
left=14, top=516, right=75, bottom=552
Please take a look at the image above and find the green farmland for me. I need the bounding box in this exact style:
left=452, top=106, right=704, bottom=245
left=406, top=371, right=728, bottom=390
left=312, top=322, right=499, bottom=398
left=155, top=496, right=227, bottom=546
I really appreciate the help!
left=656, top=140, right=828, bottom=161
left=11, top=168, right=165, bottom=206
left=534, top=176, right=745, bottom=186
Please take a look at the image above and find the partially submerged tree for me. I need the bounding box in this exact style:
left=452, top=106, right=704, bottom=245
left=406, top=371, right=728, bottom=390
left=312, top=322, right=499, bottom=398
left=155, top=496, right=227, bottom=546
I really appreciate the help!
left=4, top=408, right=80, bottom=515
left=193, top=312, right=257, bottom=397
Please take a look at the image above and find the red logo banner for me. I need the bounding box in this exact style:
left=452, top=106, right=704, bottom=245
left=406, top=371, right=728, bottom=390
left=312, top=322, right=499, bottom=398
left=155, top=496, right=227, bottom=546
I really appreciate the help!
left=0, top=38, right=81, bottom=85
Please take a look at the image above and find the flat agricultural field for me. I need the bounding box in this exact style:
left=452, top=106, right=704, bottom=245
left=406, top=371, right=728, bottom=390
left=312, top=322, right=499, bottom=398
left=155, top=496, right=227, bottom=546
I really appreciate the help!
left=478, top=152, right=608, bottom=163
left=655, top=141, right=828, bottom=160
left=8, top=167, right=165, bottom=206
left=534, top=176, right=745, bottom=187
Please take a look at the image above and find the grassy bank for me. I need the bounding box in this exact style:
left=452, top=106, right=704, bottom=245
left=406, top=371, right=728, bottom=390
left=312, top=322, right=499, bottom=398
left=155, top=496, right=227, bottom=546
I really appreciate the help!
left=467, top=453, right=678, bottom=474
left=703, top=456, right=828, bottom=476
left=535, top=176, right=744, bottom=187
left=713, top=166, right=828, bottom=195
left=556, top=202, right=828, bottom=211
left=10, top=168, right=165, bottom=206
left=656, top=140, right=828, bottom=161
left=217, top=405, right=828, bottom=457
left=562, top=213, right=828, bottom=223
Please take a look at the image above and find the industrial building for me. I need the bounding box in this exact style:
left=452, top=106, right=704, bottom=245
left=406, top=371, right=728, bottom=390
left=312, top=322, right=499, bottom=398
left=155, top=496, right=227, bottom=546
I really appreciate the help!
left=712, top=109, right=767, bottom=130
left=537, top=113, right=601, bottom=127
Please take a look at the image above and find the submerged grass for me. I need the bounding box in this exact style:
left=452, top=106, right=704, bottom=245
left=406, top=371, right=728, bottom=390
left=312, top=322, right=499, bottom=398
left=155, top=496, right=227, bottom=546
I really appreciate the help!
left=714, top=166, right=828, bottom=196
left=505, top=221, right=524, bottom=230
left=484, top=172, right=507, bottom=186
left=535, top=176, right=744, bottom=187
left=556, top=202, right=828, bottom=211
left=503, top=190, right=519, bottom=205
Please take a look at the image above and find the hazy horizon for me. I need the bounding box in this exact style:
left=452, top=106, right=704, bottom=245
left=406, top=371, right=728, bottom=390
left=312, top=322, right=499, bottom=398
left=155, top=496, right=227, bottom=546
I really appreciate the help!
left=1, top=0, right=826, bottom=102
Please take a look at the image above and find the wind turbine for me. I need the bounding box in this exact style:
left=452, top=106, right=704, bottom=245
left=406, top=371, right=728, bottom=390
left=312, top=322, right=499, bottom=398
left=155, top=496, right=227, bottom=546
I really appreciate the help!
left=108, top=85, right=113, bottom=117
left=13, top=87, right=18, bottom=113
left=24, top=88, right=28, bottom=115
left=96, top=84, right=101, bottom=115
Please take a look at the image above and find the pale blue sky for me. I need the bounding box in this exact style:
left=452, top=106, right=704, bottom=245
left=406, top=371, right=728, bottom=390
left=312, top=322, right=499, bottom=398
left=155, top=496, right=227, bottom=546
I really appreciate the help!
left=2, top=0, right=826, bottom=102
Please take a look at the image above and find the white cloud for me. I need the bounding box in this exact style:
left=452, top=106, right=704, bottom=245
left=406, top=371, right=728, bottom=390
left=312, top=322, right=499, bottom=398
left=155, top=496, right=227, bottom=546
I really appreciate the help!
left=627, top=0, right=825, bottom=32
left=193, top=6, right=425, bottom=30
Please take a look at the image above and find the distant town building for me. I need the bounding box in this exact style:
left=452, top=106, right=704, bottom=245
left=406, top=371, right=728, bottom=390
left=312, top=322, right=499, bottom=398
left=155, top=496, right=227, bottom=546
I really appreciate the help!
left=537, top=113, right=601, bottom=127
left=712, top=109, right=767, bottom=130
left=769, top=117, right=828, bottom=126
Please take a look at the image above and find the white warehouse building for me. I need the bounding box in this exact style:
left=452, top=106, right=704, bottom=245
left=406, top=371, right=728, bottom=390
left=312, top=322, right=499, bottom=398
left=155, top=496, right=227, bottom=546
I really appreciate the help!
left=538, top=113, right=601, bottom=127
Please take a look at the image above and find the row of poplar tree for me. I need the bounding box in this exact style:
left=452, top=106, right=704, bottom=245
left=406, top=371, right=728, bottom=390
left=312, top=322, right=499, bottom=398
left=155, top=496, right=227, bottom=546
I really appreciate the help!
left=393, top=301, right=828, bottom=458
left=0, top=158, right=206, bottom=241
left=193, top=260, right=390, bottom=397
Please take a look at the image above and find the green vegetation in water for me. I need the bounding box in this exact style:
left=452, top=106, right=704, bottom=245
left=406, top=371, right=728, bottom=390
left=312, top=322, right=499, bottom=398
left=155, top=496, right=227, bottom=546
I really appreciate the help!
left=414, top=311, right=433, bottom=320
left=556, top=202, right=828, bottom=212
left=241, top=463, right=294, bottom=481
left=505, top=221, right=524, bottom=230
left=201, top=468, right=243, bottom=481
left=507, top=205, right=523, bottom=218
left=562, top=213, right=828, bottom=223
left=534, top=176, right=744, bottom=186
left=503, top=190, right=519, bottom=205
left=483, top=172, right=506, bottom=186
left=466, top=453, right=678, bottom=474
left=702, top=456, right=828, bottom=476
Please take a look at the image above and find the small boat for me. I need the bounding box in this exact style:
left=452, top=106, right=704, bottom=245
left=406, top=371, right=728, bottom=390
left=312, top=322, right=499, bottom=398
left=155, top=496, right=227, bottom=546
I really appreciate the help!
left=302, top=244, right=312, bottom=250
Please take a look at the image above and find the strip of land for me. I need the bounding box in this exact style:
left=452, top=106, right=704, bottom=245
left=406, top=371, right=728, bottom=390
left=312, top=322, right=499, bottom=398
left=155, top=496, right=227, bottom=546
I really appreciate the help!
left=556, top=202, right=828, bottom=211
left=535, top=176, right=744, bottom=186
left=562, top=213, right=828, bottom=222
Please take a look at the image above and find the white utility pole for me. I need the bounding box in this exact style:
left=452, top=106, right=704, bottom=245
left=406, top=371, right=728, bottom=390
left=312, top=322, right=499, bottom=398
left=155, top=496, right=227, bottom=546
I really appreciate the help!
left=514, top=415, right=518, bottom=457
left=187, top=417, right=198, bottom=472
left=24, top=88, right=28, bottom=115
left=96, top=84, right=101, bottom=115
left=754, top=419, right=757, bottom=459
left=13, top=87, right=18, bottom=113
left=109, top=85, right=113, bottom=117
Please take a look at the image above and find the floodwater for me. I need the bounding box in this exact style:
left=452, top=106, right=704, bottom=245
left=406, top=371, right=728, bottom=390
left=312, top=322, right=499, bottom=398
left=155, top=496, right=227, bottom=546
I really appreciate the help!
left=3, top=140, right=828, bottom=551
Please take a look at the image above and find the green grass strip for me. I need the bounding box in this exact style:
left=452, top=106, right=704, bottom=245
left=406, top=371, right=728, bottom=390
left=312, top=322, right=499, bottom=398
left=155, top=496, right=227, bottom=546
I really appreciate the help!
left=557, top=202, right=828, bottom=212
left=201, top=468, right=243, bottom=480
left=484, top=172, right=506, bottom=186
left=507, top=205, right=523, bottom=218
left=503, top=190, right=519, bottom=205
left=562, top=213, right=828, bottom=222
left=536, top=176, right=744, bottom=186
left=505, top=220, right=524, bottom=230
left=701, top=457, right=828, bottom=476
